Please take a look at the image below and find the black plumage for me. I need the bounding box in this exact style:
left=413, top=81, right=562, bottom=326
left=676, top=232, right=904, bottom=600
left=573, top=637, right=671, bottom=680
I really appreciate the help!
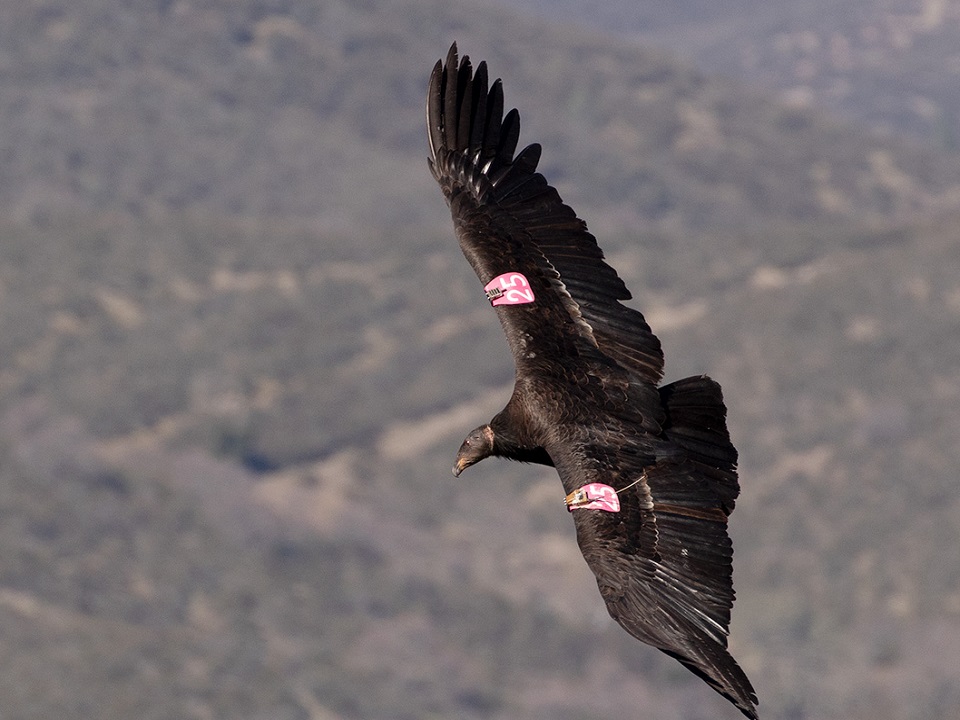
left=428, top=43, right=758, bottom=718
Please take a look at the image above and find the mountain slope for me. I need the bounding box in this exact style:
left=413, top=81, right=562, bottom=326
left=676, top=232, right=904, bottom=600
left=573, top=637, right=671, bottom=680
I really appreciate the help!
left=2, top=0, right=960, bottom=231
left=1, top=2, right=960, bottom=719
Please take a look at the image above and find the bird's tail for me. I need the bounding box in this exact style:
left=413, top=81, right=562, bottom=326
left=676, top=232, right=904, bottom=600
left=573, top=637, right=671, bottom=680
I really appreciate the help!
left=658, top=374, right=740, bottom=513
left=654, top=375, right=758, bottom=716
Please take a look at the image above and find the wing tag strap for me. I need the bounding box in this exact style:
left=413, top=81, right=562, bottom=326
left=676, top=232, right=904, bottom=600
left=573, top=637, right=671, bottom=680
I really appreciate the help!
left=565, top=483, right=620, bottom=513
left=484, top=272, right=535, bottom=306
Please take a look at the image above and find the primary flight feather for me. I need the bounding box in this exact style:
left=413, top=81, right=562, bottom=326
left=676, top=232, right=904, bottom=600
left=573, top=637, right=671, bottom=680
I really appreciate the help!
left=427, top=43, right=758, bottom=718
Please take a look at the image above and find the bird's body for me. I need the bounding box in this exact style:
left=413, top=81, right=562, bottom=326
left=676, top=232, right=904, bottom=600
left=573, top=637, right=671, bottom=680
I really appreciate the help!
left=428, top=43, right=758, bottom=718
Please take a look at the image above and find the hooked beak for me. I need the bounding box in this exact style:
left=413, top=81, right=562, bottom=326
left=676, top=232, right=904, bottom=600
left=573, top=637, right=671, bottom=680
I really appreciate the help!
left=452, top=458, right=468, bottom=477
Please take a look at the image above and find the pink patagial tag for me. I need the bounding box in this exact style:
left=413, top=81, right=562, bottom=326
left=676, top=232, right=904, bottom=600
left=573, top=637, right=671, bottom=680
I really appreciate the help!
left=565, top=483, right=621, bottom=513
left=484, top=272, right=535, bottom=306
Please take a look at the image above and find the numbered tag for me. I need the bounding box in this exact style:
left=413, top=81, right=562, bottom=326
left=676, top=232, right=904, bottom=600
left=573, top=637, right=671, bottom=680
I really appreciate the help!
left=565, top=483, right=621, bottom=513
left=484, top=272, right=535, bottom=306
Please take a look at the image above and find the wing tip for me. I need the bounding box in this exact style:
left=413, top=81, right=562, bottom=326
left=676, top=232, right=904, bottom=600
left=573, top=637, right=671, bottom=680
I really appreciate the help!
left=662, top=647, right=759, bottom=719
left=427, top=42, right=537, bottom=196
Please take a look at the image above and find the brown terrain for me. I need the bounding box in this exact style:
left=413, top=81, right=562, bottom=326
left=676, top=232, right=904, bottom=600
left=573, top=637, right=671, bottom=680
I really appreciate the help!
left=1, top=1, right=959, bottom=718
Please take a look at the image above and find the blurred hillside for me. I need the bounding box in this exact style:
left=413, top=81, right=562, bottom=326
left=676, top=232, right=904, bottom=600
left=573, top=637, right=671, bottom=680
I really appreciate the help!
left=4, top=0, right=960, bottom=230
left=1, top=2, right=960, bottom=719
left=501, top=0, right=960, bottom=144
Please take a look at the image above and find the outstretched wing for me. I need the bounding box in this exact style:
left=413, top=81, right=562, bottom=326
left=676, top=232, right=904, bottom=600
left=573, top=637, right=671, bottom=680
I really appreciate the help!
left=427, top=43, right=663, bottom=384
left=550, top=376, right=758, bottom=719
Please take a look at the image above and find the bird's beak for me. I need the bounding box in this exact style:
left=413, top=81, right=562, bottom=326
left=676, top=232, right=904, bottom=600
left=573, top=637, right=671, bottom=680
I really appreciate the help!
left=452, top=458, right=468, bottom=477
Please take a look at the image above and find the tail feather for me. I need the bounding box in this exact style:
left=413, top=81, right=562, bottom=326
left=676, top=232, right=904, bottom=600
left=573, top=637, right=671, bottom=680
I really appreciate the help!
left=659, top=375, right=740, bottom=512
left=656, top=374, right=757, bottom=717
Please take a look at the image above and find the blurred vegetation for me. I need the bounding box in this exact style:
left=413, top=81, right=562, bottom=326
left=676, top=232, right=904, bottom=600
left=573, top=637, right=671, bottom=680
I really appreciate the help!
left=1, top=1, right=959, bottom=719
left=504, top=0, right=960, bottom=147
left=3, top=0, right=960, bottom=231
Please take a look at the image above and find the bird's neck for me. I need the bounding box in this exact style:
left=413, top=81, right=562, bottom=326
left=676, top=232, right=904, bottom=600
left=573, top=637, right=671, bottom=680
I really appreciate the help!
left=490, top=400, right=553, bottom=467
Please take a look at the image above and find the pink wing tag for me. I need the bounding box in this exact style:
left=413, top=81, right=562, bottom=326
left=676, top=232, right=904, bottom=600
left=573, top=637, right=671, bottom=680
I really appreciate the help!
left=484, top=272, right=535, bottom=306
left=565, top=483, right=621, bottom=513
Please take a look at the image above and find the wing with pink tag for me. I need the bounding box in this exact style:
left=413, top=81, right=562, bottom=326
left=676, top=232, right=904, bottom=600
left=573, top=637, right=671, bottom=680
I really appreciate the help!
left=564, top=483, right=621, bottom=513
left=484, top=272, right=535, bottom=306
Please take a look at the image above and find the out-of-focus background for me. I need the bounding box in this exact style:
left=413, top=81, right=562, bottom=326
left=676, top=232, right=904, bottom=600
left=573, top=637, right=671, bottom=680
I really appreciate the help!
left=2, top=1, right=959, bottom=718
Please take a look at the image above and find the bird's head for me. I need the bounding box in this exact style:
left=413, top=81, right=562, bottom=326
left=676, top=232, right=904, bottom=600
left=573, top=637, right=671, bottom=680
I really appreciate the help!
left=452, top=424, right=495, bottom=476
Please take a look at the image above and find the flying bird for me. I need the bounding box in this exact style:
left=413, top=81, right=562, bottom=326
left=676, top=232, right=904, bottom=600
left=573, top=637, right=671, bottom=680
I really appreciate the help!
left=427, top=43, right=758, bottom=718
